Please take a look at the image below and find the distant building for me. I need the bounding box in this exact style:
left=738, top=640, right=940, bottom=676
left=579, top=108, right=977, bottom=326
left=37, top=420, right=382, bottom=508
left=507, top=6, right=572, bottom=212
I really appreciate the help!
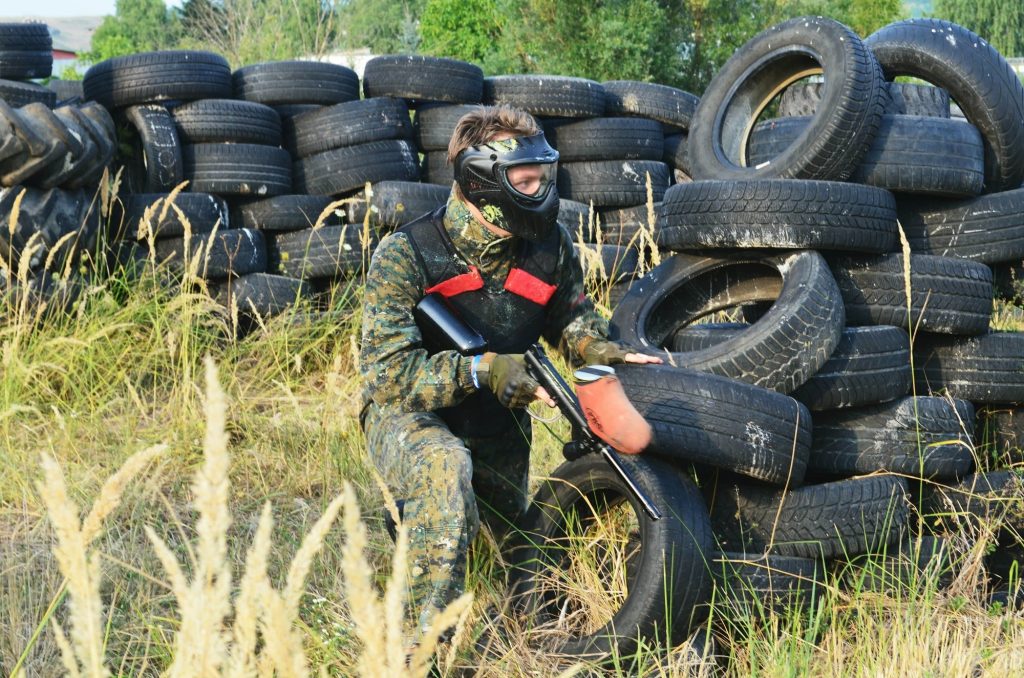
left=53, top=46, right=81, bottom=76
left=312, top=48, right=375, bottom=78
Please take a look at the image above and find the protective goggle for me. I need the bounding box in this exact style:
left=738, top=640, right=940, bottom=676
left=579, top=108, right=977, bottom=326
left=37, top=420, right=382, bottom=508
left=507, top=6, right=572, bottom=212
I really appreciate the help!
left=498, top=160, right=558, bottom=201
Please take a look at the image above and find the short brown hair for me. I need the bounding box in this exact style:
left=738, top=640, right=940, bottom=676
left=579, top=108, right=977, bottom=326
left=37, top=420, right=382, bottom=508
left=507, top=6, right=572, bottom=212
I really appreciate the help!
left=446, top=105, right=540, bottom=164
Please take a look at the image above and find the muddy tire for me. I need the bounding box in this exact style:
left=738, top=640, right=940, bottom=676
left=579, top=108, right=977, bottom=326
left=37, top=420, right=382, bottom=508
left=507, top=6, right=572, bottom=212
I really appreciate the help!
left=810, top=396, right=975, bottom=479
left=829, top=253, right=993, bottom=335
left=611, top=250, right=845, bottom=394
left=689, top=16, right=886, bottom=181
left=510, top=454, right=713, bottom=658
left=709, top=474, right=910, bottom=560
left=616, top=363, right=812, bottom=486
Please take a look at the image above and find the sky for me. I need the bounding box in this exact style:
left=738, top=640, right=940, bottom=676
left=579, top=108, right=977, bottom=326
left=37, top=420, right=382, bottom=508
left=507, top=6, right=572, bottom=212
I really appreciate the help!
left=0, top=0, right=181, bottom=17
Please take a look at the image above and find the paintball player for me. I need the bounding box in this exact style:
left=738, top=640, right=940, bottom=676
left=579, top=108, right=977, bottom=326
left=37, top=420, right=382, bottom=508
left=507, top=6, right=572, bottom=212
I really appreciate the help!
left=358, top=105, right=661, bottom=636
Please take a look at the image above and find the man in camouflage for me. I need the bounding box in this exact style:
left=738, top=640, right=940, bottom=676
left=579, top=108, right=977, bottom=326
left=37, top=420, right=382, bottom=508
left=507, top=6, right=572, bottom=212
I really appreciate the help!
left=359, top=105, right=660, bottom=636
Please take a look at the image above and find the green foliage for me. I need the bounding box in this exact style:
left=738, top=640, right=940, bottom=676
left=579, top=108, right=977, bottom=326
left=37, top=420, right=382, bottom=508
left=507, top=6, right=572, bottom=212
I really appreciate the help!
left=771, top=0, right=904, bottom=37
left=679, top=0, right=773, bottom=93
left=934, top=0, right=1024, bottom=57
left=489, top=0, right=681, bottom=85
left=419, top=0, right=503, bottom=64
left=338, top=0, right=425, bottom=54
left=85, top=0, right=181, bottom=64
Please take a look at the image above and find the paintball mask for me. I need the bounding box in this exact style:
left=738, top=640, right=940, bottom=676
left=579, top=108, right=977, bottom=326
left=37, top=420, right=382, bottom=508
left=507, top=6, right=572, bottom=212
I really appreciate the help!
left=453, top=132, right=560, bottom=242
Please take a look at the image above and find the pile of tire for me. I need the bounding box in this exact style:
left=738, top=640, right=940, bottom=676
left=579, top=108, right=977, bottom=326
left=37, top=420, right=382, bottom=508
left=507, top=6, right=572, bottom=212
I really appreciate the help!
left=0, top=22, right=118, bottom=319
left=599, top=15, right=1024, bottom=636
left=3, top=14, right=1020, bottom=660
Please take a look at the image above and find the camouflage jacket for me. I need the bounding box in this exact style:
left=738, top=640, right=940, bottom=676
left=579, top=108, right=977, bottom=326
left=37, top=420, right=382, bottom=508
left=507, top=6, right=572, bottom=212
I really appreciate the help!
left=359, top=191, right=609, bottom=414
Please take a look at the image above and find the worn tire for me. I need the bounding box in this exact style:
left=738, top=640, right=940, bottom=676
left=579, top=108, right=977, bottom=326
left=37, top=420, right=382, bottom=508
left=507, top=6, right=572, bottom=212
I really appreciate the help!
left=62, top=104, right=117, bottom=190
left=484, top=75, right=605, bottom=118
left=232, top=195, right=340, bottom=232
left=913, top=332, right=1024, bottom=404
left=153, top=228, right=267, bottom=279
left=171, top=99, right=281, bottom=146
left=48, top=78, right=83, bottom=104
left=574, top=243, right=639, bottom=284
left=710, top=552, right=823, bottom=612
left=610, top=250, right=845, bottom=394
left=897, top=188, right=1024, bottom=265
left=657, top=180, right=897, bottom=253
left=0, top=78, right=56, bottom=108
left=419, top=150, right=452, bottom=186
left=829, top=253, right=993, bottom=335
left=212, top=272, right=311, bottom=317
left=975, top=406, right=1024, bottom=468
left=793, top=326, right=910, bottom=410
left=546, top=117, right=663, bottom=162
left=123, top=104, right=184, bottom=192
left=294, top=139, right=419, bottom=196
left=120, top=192, right=227, bottom=239
left=866, top=19, right=1024, bottom=193
left=346, top=180, right=448, bottom=229
left=810, top=396, right=975, bottom=479
left=84, top=50, right=231, bottom=109
left=21, top=104, right=90, bottom=190
left=709, top=474, right=910, bottom=560
left=748, top=115, right=985, bottom=197
left=673, top=324, right=912, bottom=411
left=689, top=16, right=886, bottom=181
left=269, top=224, right=377, bottom=279
left=616, top=363, right=811, bottom=486
left=663, top=134, right=690, bottom=176
left=920, top=471, right=1024, bottom=536
left=285, top=97, right=412, bottom=158
left=232, top=61, right=359, bottom=106
left=510, top=454, right=712, bottom=658
left=0, top=23, right=52, bottom=79
left=363, top=55, right=483, bottom=105
left=780, top=82, right=950, bottom=118
left=413, top=103, right=478, bottom=151
left=183, top=143, right=291, bottom=197
left=602, top=80, right=699, bottom=130
left=557, top=160, right=668, bottom=208
left=0, top=184, right=98, bottom=274
left=596, top=203, right=656, bottom=248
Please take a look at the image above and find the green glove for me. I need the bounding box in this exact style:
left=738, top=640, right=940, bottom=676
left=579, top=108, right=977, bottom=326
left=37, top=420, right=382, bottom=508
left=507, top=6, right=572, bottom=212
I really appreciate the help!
left=475, top=352, right=540, bottom=409
left=580, top=338, right=632, bottom=366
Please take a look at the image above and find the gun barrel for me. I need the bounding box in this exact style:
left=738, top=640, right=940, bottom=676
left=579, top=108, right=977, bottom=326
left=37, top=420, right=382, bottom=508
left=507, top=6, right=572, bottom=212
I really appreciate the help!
left=525, top=344, right=662, bottom=521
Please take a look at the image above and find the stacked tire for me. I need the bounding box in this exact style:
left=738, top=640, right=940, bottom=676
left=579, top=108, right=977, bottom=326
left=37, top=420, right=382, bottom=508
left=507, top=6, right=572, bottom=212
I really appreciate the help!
left=0, top=22, right=119, bottom=319
left=606, top=16, right=1024, bottom=614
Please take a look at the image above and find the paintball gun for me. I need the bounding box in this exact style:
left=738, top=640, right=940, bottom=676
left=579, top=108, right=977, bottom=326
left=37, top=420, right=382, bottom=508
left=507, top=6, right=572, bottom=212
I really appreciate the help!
left=414, top=292, right=662, bottom=520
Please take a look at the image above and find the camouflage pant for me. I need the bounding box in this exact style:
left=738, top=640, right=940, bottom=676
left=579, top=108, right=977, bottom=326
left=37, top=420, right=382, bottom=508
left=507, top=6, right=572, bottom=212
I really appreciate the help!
left=363, top=402, right=532, bottom=633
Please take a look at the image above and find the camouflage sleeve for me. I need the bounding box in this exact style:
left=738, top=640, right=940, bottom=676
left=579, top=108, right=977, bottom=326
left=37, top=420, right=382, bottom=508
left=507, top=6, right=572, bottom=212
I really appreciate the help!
left=359, top=232, right=476, bottom=413
left=542, top=226, right=610, bottom=365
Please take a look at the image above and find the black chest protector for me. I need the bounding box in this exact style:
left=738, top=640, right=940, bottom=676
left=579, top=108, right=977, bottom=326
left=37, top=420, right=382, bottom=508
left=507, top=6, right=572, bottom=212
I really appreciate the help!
left=400, top=207, right=561, bottom=437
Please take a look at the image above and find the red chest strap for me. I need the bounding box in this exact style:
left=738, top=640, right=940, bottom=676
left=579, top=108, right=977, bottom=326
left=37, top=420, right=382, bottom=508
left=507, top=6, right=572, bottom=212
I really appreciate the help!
left=504, top=267, right=557, bottom=306
left=424, top=266, right=484, bottom=298
left=425, top=265, right=557, bottom=306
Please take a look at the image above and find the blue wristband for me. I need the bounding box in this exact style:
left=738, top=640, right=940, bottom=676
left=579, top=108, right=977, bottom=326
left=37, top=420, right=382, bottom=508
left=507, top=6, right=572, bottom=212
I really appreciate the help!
left=470, top=354, right=482, bottom=389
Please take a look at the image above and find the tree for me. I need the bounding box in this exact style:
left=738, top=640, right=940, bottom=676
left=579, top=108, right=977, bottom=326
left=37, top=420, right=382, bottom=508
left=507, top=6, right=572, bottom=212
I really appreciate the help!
left=419, top=0, right=503, bottom=65
left=771, top=0, right=903, bottom=37
left=676, top=0, right=774, bottom=93
left=179, top=0, right=344, bottom=67
left=934, top=0, right=1024, bottom=57
left=337, top=0, right=425, bottom=54
left=86, top=0, right=181, bottom=63
left=491, top=0, right=682, bottom=85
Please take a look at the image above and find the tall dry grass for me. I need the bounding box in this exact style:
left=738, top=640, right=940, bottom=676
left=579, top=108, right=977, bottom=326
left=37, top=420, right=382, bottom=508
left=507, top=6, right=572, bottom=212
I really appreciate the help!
left=21, top=356, right=469, bottom=678
left=1, top=178, right=1022, bottom=676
